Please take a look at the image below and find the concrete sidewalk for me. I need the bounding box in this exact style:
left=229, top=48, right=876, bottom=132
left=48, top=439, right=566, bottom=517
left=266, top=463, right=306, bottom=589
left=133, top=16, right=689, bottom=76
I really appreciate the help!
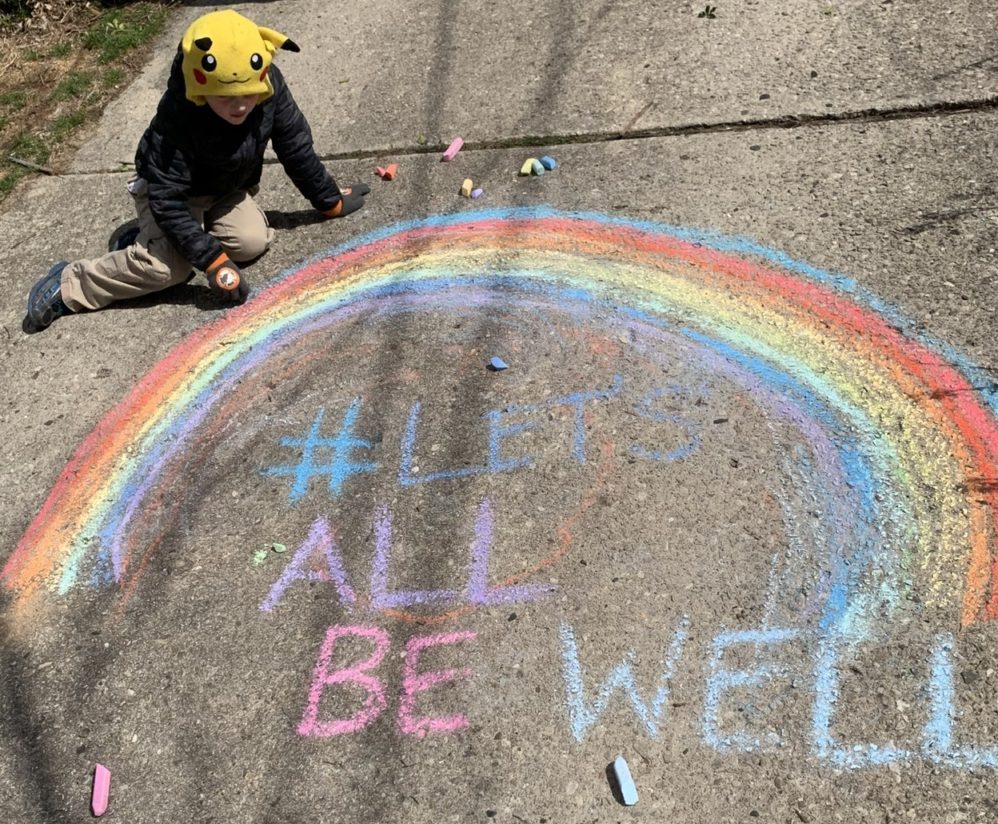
left=2, top=1, right=998, bottom=821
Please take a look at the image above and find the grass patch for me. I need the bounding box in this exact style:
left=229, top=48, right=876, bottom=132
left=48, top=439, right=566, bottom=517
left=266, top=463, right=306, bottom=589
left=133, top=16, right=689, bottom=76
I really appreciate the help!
left=0, top=89, right=27, bottom=109
left=83, top=4, right=169, bottom=62
left=50, top=110, right=87, bottom=140
left=9, top=132, right=49, bottom=165
left=52, top=71, right=96, bottom=102
left=0, top=1, right=175, bottom=205
left=0, top=165, right=30, bottom=196
left=101, top=67, right=124, bottom=89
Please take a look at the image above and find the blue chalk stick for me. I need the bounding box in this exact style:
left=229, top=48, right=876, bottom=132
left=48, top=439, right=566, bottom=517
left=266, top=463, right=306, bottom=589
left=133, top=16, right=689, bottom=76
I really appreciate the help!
left=613, top=755, right=638, bottom=806
left=540, top=155, right=558, bottom=170
left=488, top=356, right=508, bottom=371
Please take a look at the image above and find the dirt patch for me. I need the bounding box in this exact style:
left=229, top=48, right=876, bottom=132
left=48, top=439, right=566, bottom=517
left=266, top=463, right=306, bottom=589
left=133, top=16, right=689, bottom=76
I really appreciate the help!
left=0, top=0, right=174, bottom=201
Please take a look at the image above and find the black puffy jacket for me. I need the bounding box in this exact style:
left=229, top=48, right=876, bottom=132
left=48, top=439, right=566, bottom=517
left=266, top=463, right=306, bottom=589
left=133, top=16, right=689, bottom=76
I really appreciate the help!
left=135, top=51, right=341, bottom=271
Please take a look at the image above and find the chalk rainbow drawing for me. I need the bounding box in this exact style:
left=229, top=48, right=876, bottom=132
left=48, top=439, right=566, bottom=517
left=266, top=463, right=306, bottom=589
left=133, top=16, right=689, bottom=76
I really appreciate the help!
left=5, top=208, right=998, bottom=639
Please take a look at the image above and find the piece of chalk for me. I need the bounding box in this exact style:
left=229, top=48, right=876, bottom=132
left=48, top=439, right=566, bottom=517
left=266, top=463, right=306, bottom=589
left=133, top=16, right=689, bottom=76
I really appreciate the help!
left=383, top=163, right=398, bottom=180
left=471, top=187, right=483, bottom=199
left=488, top=356, right=508, bottom=371
left=520, top=158, right=536, bottom=175
left=613, top=756, right=638, bottom=806
left=460, top=178, right=474, bottom=198
left=91, top=764, right=111, bottom=817
left=540, top=155, right=558, bottom=170
left=441, top=137, right=464, bottom=161
left=531, top=158, right=545, bottom=176
left=375, top=165, right=387, bottom=178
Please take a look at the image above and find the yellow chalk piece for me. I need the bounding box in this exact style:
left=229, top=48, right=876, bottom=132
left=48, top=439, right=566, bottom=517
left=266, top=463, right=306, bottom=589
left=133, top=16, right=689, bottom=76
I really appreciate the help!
left=520, top=158, right=537, bottom=175
left=460, top=178, right=474, bottom=198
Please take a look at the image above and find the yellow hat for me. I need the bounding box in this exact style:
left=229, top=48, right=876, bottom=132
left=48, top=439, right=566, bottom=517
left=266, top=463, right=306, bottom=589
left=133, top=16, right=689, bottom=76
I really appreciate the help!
left=181, top=9, right=299, bottom=105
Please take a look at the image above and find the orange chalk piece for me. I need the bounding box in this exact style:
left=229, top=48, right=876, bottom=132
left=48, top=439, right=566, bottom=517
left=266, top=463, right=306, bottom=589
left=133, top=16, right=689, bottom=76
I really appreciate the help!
left=441, top=137, right=464, bottom=161
left=383, top=163, right=398, bottom=180
left=91, top=763, right=110, bottom=817
left=460, top=178, right=474, bottom=198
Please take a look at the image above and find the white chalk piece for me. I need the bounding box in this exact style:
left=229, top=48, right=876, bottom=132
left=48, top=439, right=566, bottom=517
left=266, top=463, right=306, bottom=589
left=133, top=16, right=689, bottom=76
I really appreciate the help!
left=488, top=356, right=508, bottom=371
left=91, top=763, right=111, bottom=816
left=613, top=755, right=638, bottom=806
left=540, top=155, right=558, bottom=170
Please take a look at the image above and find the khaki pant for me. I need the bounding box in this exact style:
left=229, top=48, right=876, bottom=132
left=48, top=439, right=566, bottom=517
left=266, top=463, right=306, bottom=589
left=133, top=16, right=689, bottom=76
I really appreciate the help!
left=60, top=184, right=275, bottom=312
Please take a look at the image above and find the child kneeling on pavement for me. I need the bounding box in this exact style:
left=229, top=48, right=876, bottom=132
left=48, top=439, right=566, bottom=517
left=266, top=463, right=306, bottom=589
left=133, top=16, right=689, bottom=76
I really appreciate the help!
left=27, top=8, right=368, bottom=330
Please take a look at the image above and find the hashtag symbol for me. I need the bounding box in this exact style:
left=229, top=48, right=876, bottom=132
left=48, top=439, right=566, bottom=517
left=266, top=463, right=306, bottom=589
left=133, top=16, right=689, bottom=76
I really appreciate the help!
left=261, top=400, right=379, bottom=503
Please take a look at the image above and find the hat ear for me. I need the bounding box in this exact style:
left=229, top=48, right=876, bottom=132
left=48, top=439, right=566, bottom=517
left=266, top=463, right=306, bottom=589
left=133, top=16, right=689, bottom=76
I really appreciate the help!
left=258, top=25, right=300, bottom=53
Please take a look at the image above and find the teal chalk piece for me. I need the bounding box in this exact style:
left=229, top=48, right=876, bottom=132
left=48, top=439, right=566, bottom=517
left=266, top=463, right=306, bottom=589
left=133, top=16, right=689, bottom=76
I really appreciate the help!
left=530, top=158, right=545, bottom=176
left=540, top=155, right=558, bottom=170
left=613, top=755, right=638, bottom=806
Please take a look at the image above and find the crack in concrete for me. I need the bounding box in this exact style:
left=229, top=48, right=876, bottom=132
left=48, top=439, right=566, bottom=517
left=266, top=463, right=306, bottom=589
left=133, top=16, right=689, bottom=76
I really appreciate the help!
left=314, top=94, right=998, bottom=162
left=66, top=95, right=998, bottom=176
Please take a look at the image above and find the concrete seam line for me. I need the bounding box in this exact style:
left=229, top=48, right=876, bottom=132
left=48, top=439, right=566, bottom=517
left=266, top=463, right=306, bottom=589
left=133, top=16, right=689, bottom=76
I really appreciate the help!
left=65, top=95, right=998, bottom=175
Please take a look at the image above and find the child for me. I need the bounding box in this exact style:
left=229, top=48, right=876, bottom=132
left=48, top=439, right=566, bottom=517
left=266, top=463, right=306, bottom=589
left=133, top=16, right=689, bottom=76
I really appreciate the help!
left=26, top=8, right=368, bottom=330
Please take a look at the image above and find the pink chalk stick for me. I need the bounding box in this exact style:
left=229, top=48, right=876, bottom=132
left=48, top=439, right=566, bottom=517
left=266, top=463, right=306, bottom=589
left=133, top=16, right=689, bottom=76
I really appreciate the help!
left=441, top=137, right=464, bottom=161
left=91, top=763, right=110, bottom=817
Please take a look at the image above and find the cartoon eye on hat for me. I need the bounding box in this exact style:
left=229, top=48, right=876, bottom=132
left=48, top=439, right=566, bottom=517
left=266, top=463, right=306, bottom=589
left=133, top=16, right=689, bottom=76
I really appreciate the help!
left=192, top=37, right=215, bottom=85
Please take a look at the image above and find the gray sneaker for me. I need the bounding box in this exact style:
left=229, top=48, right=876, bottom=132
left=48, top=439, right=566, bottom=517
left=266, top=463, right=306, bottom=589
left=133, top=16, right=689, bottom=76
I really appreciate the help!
left=26, top=262, right=71, bottom=329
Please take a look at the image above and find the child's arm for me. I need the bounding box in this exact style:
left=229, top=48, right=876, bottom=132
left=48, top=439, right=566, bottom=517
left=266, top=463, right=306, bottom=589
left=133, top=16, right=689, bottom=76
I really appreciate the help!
left=268, top=66, right=360, bottom=216
left=139, top=130, right=228, bottom=273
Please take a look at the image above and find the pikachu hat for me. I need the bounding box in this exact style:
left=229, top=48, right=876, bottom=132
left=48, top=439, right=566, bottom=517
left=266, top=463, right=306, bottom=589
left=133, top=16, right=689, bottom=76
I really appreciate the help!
left=181, top=9, right=300, bottom=105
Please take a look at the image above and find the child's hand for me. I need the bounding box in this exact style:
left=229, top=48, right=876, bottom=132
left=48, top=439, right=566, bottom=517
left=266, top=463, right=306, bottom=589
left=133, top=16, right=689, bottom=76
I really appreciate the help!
left=322, top=183, right=370, bottom=218
left=205, top=253, right=250, bottom=303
